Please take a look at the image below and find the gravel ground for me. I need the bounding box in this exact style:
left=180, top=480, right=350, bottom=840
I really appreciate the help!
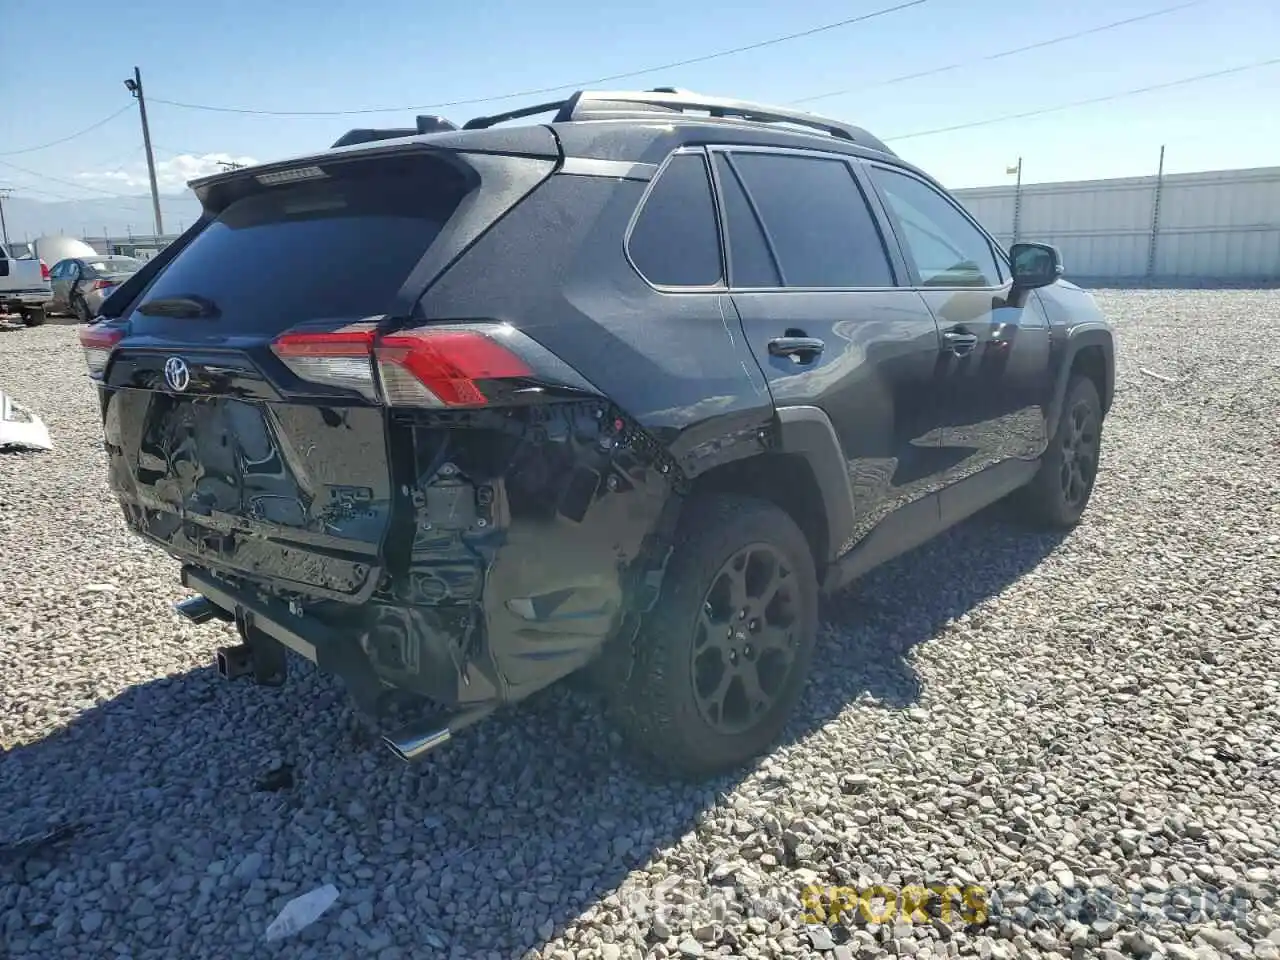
left=1, top=290, right=1278, bottom=960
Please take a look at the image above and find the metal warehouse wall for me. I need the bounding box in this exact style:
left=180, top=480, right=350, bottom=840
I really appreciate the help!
left=952, top=166, right=1280, bottom=280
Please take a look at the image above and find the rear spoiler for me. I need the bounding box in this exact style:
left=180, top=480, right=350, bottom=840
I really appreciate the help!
left=98, top=136, right=565, bottom=324
left=186, top=125, right=562, bottom=204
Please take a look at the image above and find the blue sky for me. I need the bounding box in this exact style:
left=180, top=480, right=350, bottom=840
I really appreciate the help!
left=2, top=0, right=1276, bottom=226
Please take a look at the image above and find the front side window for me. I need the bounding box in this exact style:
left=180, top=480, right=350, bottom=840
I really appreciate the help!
left=627, top=152, right=723, bottom=287
left=869, top=167, right=1002, bottom=288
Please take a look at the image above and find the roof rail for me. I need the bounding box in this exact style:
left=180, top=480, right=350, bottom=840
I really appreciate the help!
left=331, top=114, right=459, bottom=149
left=463, top=88, right=895, bottom=155
left=462, top=99, right=567, bottom=131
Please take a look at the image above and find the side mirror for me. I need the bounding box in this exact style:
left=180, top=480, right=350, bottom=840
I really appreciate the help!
left=1009, top=242, right=1063, bottom=289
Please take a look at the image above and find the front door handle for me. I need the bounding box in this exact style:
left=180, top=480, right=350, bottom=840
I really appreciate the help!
left=768, top=336, right=825, bottom=362
left=943, top=330, right=979, bottom=357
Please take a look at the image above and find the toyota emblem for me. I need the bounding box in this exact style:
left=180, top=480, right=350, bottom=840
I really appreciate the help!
left=164, top=356, right=191, bottom=393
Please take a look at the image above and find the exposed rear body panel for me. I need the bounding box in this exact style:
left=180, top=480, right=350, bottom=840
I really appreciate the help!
left=106, top=388, right=392, bottom=599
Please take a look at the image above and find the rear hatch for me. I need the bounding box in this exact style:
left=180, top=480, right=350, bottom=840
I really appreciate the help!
left=84, top=144, right=558, bottom=601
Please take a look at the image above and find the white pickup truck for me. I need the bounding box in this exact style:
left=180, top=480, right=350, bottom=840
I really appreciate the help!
left=0, top=243, right=53, bottom=326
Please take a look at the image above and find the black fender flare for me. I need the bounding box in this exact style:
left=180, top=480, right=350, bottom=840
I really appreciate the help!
left=775, top=405, right=856, bottom=565
left=1046, top=324, right=1115, bottom=438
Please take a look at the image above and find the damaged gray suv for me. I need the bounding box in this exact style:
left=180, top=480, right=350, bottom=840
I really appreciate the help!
left=81, top=88, right=1114, bottom=779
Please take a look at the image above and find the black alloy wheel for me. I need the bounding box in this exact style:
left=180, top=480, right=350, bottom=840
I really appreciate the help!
left=691, top=543, right=801, bottom=735
left=1059, top=396, right=1099, bottom=511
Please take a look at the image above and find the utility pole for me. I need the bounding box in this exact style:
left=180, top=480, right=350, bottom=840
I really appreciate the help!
left=124, top=67, right=164, bottom=238
left=1146, top=144, right=1166, bottom=279
left=0, top=188, right=11, bottom=250
left=1007, top=157, right=1024, bottom=244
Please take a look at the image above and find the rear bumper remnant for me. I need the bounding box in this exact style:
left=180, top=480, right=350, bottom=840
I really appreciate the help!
left=0, top=391, right=53, bottom=452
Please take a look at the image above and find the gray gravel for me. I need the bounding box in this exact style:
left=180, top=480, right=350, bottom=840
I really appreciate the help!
left=1, top=290, right=1278, bottom=960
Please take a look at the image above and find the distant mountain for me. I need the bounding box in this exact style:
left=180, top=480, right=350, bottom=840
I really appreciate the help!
left=2, top=192, right=204, bottom=246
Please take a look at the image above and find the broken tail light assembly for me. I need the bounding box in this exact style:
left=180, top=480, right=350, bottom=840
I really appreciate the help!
left=270, top=323, right=581, bottom=409
left=272, top=321, right=599, bottom=408
left=78, top=323, right=125, bottom=377
left=78, top=320, right=598, bottom=408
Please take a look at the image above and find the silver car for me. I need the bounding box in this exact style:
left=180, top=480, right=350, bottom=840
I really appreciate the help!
left=48, top=256, right=142, bottom=322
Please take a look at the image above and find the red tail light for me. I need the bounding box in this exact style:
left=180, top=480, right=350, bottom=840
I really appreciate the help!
left=89, top=280, right=116, bottom=292
left=375, top=329, right=532, bottom=407
left=40, top=260, right=50, bottom=282
left=270, top=324, right=533, bottom=408
left=78, top=324, right=125, bottom=376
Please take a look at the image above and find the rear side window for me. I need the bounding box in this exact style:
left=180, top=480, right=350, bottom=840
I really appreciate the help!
left=713, top=155, right=781, bottom=287
left=627, top=152, right=723, bottom=287
left=132, top=156, right=469, bottom=328
left=868, top=166, right=1003, bottom=287
left=726, top=153, right=894, bottom=288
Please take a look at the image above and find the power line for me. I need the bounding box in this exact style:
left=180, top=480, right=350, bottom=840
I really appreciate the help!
left=984, top=0, right=1201, bottom=62
left=145, top=0, right=933, bottom=118
left=0, top=159, right=189, bottom=208
left=0, top=158, right=149, bottom=200
left=791, top=0, right=1203, bottom=104
left=153, top=144, right=212, bottom=157
left=0, top=104, right=136, bottom=156
left=4, top=183, right=90, bottom=203
left=2, top=184, right=188, bottom=223
left=883, top=56, right=1280, bottom=142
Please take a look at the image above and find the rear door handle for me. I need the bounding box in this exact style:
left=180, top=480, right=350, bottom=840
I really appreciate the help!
left=768, top=336, right=825, bottom=361
left=942, top=330, right=979, bottom=356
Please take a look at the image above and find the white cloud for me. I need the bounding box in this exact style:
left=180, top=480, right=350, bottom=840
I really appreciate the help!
left=76, top=153, right=260, bottom=192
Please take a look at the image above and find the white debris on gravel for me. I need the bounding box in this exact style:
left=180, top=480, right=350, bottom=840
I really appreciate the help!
left=0, top=389, right=53, bottom=452
left=266, top=884, right=341, bottom=942
left=0, top=289, right=1278, bottom=960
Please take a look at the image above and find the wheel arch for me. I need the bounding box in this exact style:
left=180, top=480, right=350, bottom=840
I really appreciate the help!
left=685, top=405, right=855, bottom=570
left=1048, top=325, right=1114, bottom=436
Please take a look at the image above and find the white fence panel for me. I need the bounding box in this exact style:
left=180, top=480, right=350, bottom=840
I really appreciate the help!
left=952, top=166, right=1280, bottom=280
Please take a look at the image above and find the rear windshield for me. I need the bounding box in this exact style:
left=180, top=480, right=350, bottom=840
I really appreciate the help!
left=89, top=258, right=141, bottom=274
left=132, top=156, right=469, bottom=328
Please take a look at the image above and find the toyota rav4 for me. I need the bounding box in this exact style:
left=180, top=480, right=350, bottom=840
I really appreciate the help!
left=80, top=88, right=1114, bottom=779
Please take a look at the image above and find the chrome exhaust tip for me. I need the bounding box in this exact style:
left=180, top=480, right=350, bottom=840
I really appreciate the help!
left=382, top=727, right=452, bottom=763
left=174, top=595, right=218, bottom=625
left=381, top=703, right=496, bottom=763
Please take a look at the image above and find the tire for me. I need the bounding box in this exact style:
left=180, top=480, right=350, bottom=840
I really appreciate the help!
left=20, top=308, right=45, bottom=327
left=613, top=494, right=819, bottom=780
left=1015, top=374, right=1104, bottom=528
